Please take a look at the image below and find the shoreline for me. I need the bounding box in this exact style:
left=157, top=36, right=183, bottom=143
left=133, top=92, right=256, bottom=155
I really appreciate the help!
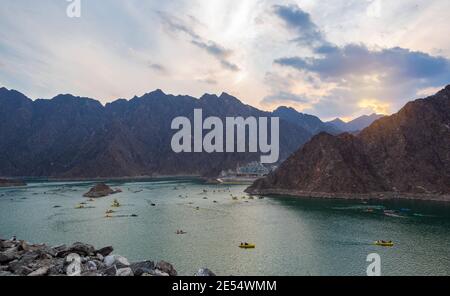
left=0, top=238, right=215, bottom=277
left=245, top=188, right=450, bottom=203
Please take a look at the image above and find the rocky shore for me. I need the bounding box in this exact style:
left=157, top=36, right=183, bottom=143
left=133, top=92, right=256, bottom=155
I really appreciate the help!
left=0, top=238, right=215, bottom=277
left=0, top=179, right=26, bottom=188
left=245, top=188, right=450, bottom=202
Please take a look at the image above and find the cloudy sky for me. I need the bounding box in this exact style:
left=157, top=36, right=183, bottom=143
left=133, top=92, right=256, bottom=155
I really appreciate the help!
left=1, top=0, right=450, bottom=120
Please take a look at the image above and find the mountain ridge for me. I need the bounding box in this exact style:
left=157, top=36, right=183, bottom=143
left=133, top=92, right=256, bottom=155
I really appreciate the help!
left=0, top=87, right=311, bottom=178
left=246, top=85, right=450, bottom=199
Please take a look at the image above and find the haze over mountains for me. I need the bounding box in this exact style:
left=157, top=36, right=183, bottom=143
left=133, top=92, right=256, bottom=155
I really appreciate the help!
left=327, top=114, right=385, bottom=133
left=247, top=85, right=450, bottom=197
left=0, top=87, right=326, bottom=178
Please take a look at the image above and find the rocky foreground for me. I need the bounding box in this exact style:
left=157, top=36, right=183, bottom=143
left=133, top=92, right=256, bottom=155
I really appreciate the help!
left=0, top=238, right=215, bottom=277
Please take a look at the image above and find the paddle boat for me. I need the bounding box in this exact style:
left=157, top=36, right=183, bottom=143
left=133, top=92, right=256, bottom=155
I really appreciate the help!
left=239, top=243, right=256, bottom=249
left=374, top=240, right=394, bottom=247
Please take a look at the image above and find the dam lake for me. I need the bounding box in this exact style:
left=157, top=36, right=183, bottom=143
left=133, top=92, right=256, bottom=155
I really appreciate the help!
left=0, top=178, right=449, bottom=276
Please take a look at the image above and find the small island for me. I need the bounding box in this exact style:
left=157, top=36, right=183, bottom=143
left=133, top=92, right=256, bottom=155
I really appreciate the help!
left=0, top=179, right=26, bottom=188
left=83, top=183, right=122, bottom=198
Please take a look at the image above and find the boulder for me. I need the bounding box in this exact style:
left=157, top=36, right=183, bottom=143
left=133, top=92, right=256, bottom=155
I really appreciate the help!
left=0, top=251, right=17, bottom=264
left=116, top=267, right=134, bottom=276
left=104, top=255, right=130, bottom=268
left=101, top=265, right=117, bottom=276
left=68, top=242, right=96, bottom=256
left=194, top=268, right=216, bottom=276
left=96, top=246, right=114, bottom=257
left=27, top=266, right=50, bottom=276
left=130, top=261, right=155, bottom=276
left=86, top=261, right=97, bottom=271
left=156, top=260, right=177, bottom=276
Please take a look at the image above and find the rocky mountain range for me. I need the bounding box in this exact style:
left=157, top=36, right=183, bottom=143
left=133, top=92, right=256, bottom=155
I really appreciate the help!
left=0, top=87, right=319, bottom=178
left=246, top=85, right=450, bottom=198
left=327, top=113, right=385, bottom=133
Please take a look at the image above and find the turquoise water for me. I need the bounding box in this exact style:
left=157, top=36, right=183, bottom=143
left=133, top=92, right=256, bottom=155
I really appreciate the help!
left=0, top=178, right=449, bottom=276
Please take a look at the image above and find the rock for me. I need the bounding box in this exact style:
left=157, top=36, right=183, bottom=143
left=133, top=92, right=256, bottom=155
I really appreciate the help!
left=8, top=259, right=34, bottom=276
left=104, top=255, right=130, bottom=268
left=86, top=261, right=97, bottom=271
left=101, top=265, right=117, bottom=276
left=150, top=269, right=170, bottom=276
left=47, top=258, right=65, bottom=276
left=96, top=246, right=114, bottom=257
left=83, top=183, right=120, bottom=198
left=8, top=251, right=40, bottom=275
left=156, top=260, right=177, bottom=276
left=130, top=261, right=155, bottom=276
left=116, top=267, right=134, bottom=276
left=96, top=253, right=104, bottom=261
left=194, top=268, right=216, bottom=276
left=0, top=266, right=9, bottom=272
left=0, top=251, right=17, bottom=264
left=27, top=266, right=50, bottom=276
left=54, top=244, right=69, bottom=257
left=0, top=271, right=17, bottom=276
left=68, top=242, right=96, bottom=256
left=81, top=271, right=101, bottom=276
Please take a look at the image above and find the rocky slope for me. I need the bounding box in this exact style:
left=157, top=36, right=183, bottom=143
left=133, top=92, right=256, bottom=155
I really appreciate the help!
left=0, top=88, right=312, bottom=178
left=246, top=85, right=450, bottom=198
left=0, top=237, right=215, bottom=276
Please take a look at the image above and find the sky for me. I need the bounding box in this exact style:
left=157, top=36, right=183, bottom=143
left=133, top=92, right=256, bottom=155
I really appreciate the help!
left=1, top=0, right=450, bottom=121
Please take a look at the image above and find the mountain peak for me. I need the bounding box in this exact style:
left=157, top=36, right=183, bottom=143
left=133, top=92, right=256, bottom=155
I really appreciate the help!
left=147, top=89, right=166, bottom=96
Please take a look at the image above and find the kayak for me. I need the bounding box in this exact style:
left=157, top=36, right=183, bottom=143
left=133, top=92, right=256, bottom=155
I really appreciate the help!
left=239, top=244, right=256, bottom=249
left=374, top=241, right=394, bottom=247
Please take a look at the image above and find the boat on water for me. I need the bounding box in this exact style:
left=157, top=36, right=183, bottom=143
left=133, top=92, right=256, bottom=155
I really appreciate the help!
left=111, top=199, right=121, bottom=208
left=239, top=243, right=256, bottom=249
left=374, top=240, right=394, bottom=247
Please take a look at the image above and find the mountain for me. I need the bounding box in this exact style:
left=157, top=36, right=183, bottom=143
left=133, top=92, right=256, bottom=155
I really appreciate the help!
left=246, top=85, right=450, bottom=198
left=273, top=106, right=340, bottom=135
left=0, top=87, right=314, bottom=178
left=328, top=114, right=385, bottom=132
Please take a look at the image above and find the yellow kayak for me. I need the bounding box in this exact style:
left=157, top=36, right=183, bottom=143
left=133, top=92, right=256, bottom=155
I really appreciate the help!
left=374, top=241, right=394, bottom=247
left=239, top=244, right=256, bottom=249
left=75, top=204, right=85, bottom=209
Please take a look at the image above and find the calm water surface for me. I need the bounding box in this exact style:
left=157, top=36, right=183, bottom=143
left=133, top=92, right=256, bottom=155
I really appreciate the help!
left=0, top=178, right=449, bottom=276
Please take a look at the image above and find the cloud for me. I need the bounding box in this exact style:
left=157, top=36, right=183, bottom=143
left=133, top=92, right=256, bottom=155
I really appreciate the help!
left=148, top=62, right=168, bottom=74
left=268, top=3, right=450, bottom=119
left=190, top=40, right=240, bottom=71
left=197, top=78, right=218, bottom=85
left=275, top=45, right=450, bottom=83
left=273, top=4, right=327, bottom=47
left=261, top=91, right=309, bottom=105
left=159, top=12, right=240, bottom=72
